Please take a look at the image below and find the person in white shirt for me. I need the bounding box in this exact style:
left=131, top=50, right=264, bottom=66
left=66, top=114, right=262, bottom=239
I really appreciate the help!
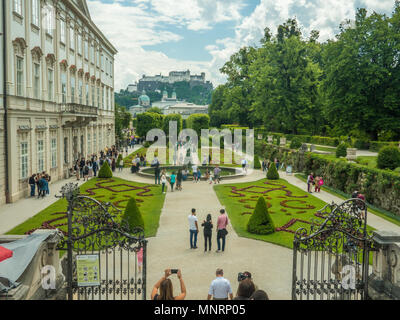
left=241, top=158, right=247, bottom=173
left=188, top=208, right=199, bottom=249
left=207, top=268, right=233, bottom=300
left=161, top=170, right=167, bottom=194
left=192, top=164, right=198, bottom=182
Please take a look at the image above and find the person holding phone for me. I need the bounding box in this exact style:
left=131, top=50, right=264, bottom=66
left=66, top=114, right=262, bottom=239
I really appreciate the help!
left=151, top=269, right=186, bottom=300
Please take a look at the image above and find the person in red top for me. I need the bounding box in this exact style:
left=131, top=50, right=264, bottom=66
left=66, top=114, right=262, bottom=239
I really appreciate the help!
left=216, top=209, right=229, bottom=253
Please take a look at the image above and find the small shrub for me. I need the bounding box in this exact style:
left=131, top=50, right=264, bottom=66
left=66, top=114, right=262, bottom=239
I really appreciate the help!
left=122, top=197, right=144, bottom=232
left=143, top=141, right=151, bottom=148
left=290, top=137, right=302, bottom=149
left=377, top=146, right=400, bottom=170
left=267, top=162, right=280, bottom=180
left=98, top=161, right=113, bottom=178
left=247, top=197, right=275, bottom=235
left=336, top=142, right=348, bottom=158
left=395, top=167, right=400, bottom=173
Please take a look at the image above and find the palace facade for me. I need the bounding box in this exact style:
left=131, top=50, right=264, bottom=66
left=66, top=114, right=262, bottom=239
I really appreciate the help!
left=0, top=0, right=117, bottom=204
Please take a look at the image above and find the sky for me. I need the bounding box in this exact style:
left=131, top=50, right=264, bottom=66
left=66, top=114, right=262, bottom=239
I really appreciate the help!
left=87, top=0, right=397, bottom=91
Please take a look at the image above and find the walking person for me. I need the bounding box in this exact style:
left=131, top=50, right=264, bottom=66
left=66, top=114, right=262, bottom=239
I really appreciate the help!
left=201, top=214, right=213, bottom=252
left=152, top=156, right=161, bottom=184
left=213, top=165, right=221, bottom=184
left=161, top=170, right=167, bottom=194
left=44, top=173, right=51, bottom=195
left=207, top=268, right=233, bottom=300
left=118, top=157, right=124, bottom=172
left=170, top=171, right=176, bottom=192
left=192, top=164, right=198, bottom=183
left=188, top=208, right=199, bottom=249
left=216, top=209, right=229, bottom=253
left=307, top=172, right=314, bottom=193
left=176, top=169, right=183, bottom=191
left=29, top=174, right=36, bottom=197
left=92, top=158, right=98, bottom=177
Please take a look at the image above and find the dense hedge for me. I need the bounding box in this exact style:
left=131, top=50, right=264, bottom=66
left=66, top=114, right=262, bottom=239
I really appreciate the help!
left=253, top=154, right=261, bottom=169
left=336, top=142, right=348, bottom=158
left=136, top=112, right=164, bottom=137
left=259, top=143, right=400, bottom=216
left=267, top=162, right=280, bottom=180
left=162, top=114, right=183, bottom=136
left=186, top=114, right=210, bottom=136
left=253, top=128, right=398, bottom=151
left=377, top=146, right=400, bottom=170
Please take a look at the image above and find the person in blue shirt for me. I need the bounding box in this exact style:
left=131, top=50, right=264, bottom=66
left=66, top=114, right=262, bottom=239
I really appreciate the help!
left=170, top=172, right=176, bottom=192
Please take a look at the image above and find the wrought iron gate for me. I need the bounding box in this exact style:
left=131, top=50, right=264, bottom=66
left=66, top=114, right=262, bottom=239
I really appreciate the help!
left=57, top=183, right=147, bottom=300
left=291, top=198, right=373, bottom=300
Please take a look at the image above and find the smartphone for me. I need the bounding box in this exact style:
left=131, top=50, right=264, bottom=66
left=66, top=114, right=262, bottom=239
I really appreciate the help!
left=171, top=269, right=178, bottom=274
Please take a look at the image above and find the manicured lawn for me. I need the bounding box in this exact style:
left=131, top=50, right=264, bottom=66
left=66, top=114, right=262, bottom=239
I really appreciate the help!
left=214, top=178, right=374, bottom=250
left=6, top=177, right=166, bottom=238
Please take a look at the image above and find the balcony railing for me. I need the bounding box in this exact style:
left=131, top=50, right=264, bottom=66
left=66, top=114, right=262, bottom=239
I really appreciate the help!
left=60, top=103, right=98, bottom=116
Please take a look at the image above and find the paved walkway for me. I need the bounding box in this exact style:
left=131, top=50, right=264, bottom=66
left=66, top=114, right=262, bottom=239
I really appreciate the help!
left=282, top=172, right=400, bottom=233
left=115, top=168, right=293, bottom=300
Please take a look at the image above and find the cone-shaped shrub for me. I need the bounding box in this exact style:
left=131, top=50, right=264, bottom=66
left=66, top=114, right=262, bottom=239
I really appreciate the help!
left=122, top=197, right=144, bottom=232
left=98, top=160, right=113, bottom=178
left=117, top=153, right=123, bottom=163
left=267, top=162, right=279, bottom=180
left=253, top=154, right=261, bottom=169
left=247, top=197, right=275, bottom=235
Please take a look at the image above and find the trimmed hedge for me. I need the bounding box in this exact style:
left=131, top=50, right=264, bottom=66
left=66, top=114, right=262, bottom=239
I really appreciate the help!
left=267, top=162, right=280, bottom=180
left=377, top=146, right=400, bottom=170
left=290, top=137, right=302, bottom=149
left=370, top=141, right=398, bottom=152
left=163, top=114, right=183, bottom=136
left=336, top=142, right=348, bottom=158
left=247, top=197, right=275, bottom=235
left=122, top=197, right=144, bottom=232
left=98, top=161, right=113, bottom=178
left=136, top=112, right=164, bottom=137
left=186, top=114, right=210, bottom=136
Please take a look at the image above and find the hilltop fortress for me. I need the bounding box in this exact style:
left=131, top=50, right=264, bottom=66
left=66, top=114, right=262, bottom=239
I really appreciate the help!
left=136, top=70, right=213, bottom=92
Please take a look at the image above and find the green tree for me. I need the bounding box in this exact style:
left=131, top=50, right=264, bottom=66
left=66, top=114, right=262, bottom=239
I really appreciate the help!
left=147, top=107, right=163, bottom=114
left=186, top=114, right=210, bottom=136
left=162, top=114, right=182, bottom=136
left=136, top=112, right=164, bottom=137
left=115, top=104, right=131, bottom=139
left=267, top=162, right=280, bottom=180
left=247, top=197, right=275, bottom=235
left=98, top=161, right=113, bottom=178
left=122, top=197, right=145, bottom=232
left=322, top=6, right=400, bottom=140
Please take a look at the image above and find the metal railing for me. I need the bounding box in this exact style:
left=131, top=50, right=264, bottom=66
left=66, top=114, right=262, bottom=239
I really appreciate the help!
left=60, top=103, right=98, bottom=115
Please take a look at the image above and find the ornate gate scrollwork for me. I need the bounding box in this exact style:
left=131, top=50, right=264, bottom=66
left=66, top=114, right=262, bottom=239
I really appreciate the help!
left=291, top=198, right=373, bottom=300
left=56, top=183, right=147, bottom=300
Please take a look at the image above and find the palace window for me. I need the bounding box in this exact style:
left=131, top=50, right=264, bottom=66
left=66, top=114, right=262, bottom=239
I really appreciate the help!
left=93, top=132, right=97, bottom=152
left=33, top=63, right=40, bottom=99
left=48, top=69, right=53, bottom=101
left=51, top=138, right=57, bottom=168
left=13, top=0, right=22, bottom=15
left=60, top=20, right=66, bottom=44
left=37, top=140, right=44, bottom=172
left=92, top=85, right=95, bottom=106
left=84, top=40, right=88, bottom=60
left=87, top=133, right=91, bottom=155
left=45, top=5, right=54, bottom=36
left=32, top=0, right=40, bottom=26
left=16, top=56, right=24, bottom=96
left=20, top=142, right=28, bottom=179
left=90, top=44, right=94, bottom=63
left=61, top=72, right=67, bottom=103
left=70, top=27, right=75, bottom=50
left=97, top=50, right=100, bottom=66
left=86, top=83, right=89, bottom=105
left=70, top=75, right=75, bottom=103
left=78, top=34, right=82, bottom=55
left=97, top=87, right=100, bottom=108
left=64, top=137, right=68, bottom=164
left=79, top=79, right=83, bottom=104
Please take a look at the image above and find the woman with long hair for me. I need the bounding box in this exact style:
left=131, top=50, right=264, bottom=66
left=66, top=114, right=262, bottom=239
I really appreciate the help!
left=201, top=214, right=213, bottom=252
left=151, top=269, right=186, bottom=300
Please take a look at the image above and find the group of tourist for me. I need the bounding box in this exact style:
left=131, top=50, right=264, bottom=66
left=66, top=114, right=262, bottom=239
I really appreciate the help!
left=71, top=145, right=122, bottom=181
left=131, top=153, right=148, bottom=173
left=306, top=172, right=324, bottom=193
left=188, top=208, right=229, bottom=253
left=262, top=158, right=281, bottom=172
left=28, top=172, right=51, bottom=198
left=151, top=268, right=268, bottom=301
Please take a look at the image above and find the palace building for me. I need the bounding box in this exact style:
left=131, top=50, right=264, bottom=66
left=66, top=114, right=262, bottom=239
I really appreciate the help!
left=0, top=0, right=117, bottom=204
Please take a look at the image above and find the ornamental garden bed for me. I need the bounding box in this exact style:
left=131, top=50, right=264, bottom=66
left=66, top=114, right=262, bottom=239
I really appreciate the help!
left=214, top=178, right=375, bottom=249
left=6, top=177, right=166, bottom=238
